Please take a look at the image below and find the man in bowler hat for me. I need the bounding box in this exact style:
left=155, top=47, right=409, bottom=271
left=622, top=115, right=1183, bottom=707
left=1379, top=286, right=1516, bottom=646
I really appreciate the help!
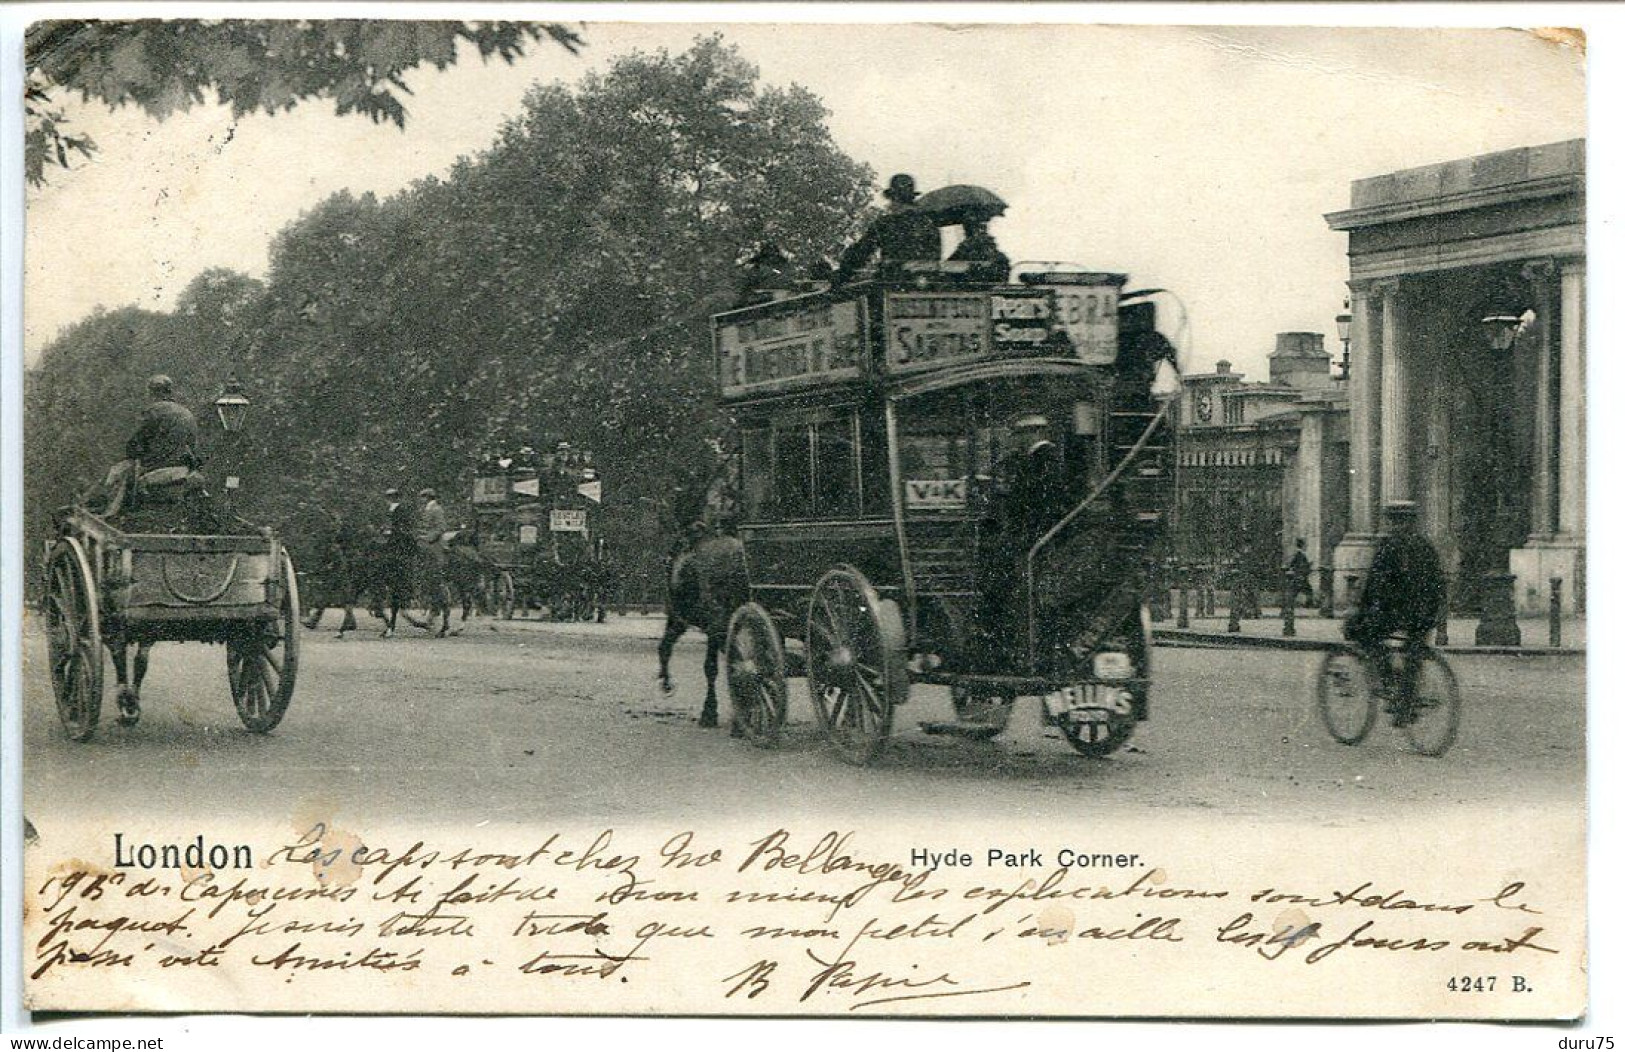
left=834, top=173, right=942, bottom=284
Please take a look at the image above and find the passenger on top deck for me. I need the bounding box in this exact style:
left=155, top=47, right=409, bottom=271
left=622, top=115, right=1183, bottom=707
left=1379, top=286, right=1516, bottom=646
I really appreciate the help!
left=734, top=242, right=795, bottom=308
left=947, top=218, right=1011, bottom=282
left=833, top=174, right=942, bottom=285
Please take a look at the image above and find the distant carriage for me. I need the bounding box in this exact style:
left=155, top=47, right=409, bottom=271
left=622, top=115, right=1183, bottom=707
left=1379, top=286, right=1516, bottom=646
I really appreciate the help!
left=470, top=474, right=609, bottom=622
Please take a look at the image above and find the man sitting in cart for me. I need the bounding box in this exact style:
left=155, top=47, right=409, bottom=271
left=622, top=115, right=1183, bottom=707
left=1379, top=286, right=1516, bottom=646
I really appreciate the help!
left=128, top=374, right=199, bottom=471
left=833, top=173, right=941, bottom=285
left=93, top=374, right=208, bottom=522
left=973, top=412, right=1070, bottom=671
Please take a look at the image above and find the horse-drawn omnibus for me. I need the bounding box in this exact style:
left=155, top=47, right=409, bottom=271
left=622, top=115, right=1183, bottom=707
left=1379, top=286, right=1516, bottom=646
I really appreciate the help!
left=711, top=261, right=1180, bottom=763
left=471, top=461, right=608, bottom=621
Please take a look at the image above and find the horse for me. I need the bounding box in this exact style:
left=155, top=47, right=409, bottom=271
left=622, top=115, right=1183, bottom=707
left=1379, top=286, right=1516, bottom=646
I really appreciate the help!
left=379, top=531, right=454, bottom=638
left=656, top=532, right=750, bottom=729
left=111, top=640, right=153, bottom=727
left=300, top=520, right=381, bottom=639
left=445, top=532, right=496, bottom=623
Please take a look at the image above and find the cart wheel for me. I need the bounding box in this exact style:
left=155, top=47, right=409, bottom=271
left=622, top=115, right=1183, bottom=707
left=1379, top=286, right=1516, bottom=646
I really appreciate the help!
left=1403, top=651, right=1461, bottom=757
left=949, top=686, right=1014, bottom=740
left=726, top=602, right=788, bottom=747
left=229, top=550, right=300, bottom=733
left=45, top=540, right=103, bottom=743
left=806, top=567, right=907, bottom=765
left=1316, top=648, right=1377, bottom=746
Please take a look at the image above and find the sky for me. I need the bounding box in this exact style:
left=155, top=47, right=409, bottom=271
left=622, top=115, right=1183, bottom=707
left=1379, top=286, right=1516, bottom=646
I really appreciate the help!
left=22, top=19, right=1586, bottom=379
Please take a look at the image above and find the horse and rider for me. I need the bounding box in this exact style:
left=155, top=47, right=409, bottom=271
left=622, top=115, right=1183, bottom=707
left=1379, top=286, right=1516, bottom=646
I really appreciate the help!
left=304, top=487, right=478, bottom=638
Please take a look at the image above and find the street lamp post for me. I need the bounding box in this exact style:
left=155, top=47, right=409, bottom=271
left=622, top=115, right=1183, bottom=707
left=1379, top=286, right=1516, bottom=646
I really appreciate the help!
left=1334, top=308, right=1352, bottom=380
left=214, top=375, right=249, bottom=433
left=213, top=376, right=251, bottom=505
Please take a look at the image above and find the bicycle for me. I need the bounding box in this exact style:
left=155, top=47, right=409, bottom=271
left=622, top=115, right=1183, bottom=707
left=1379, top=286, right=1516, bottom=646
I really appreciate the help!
left=1315, top=636, right=1460, bottom=757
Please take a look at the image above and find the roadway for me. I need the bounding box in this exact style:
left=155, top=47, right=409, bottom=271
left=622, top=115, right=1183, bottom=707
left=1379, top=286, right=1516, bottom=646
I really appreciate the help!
left=19, top=610, right=1584, bottom=832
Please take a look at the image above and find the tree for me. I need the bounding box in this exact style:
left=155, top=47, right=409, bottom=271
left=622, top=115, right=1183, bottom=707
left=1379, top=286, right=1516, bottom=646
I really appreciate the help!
left=23, top=19, right=586, bottom=184
left=25, top=36, right=877, bottom=595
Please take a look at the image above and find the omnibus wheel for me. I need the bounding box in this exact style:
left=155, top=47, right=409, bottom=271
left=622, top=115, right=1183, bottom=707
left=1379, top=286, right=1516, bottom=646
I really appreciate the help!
left=46, top=540, right=103, bottom=742
left=807, top=566, right=907, bottom=766
left=726, top=602, right=788, bottom=748
left=230, top=550, right=300, bottom=733
left=1316, top=648, right=1376, bottom=745
left=1055, top=610, right=1143, bottom=758
left=1404, top=651, right=1461, bottom=757
left=1059, top=704, right=1135, bottom=757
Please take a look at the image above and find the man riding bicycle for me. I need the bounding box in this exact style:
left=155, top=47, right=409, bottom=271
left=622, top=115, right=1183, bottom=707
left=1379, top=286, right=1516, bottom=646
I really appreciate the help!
left=1345, top=500, right=1446, bottom=725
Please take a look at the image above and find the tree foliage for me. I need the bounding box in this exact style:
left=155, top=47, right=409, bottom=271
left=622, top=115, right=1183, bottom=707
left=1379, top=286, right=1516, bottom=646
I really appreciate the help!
left=23, top=19, right=585, bottom=184
left=26, top=37, right=876, bottom=597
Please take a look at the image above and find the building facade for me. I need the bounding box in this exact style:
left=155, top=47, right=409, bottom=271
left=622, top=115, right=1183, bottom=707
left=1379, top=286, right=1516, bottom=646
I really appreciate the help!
left=1325, top=140, right=1585, bottom=613
left=1174, top=334, right=1349, bottom=590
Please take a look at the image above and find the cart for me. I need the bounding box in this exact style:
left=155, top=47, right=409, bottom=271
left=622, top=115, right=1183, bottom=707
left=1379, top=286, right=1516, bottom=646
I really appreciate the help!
left=42, top=505, right=300, bottom=741
left=714, top=262, right=1179, bottom=763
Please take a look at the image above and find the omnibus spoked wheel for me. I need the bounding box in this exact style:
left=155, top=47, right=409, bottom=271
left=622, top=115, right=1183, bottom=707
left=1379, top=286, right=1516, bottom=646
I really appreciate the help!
left=1316, top=648, right=1377, bottom=745
left=45, top=539, right=103, bottom=743
left=1059, top=703, right=1136, bottom=757
left=726, top=602, right=788, bottom=748
left=1403, top=651, right=1460, bottom=757
left=228, top=551, right=300, bottom=733
left=807, top=566, right=907, bottom=766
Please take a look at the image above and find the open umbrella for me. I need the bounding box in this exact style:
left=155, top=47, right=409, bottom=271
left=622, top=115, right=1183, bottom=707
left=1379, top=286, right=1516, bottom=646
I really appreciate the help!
left=913, top=184, right=1008, bottom=227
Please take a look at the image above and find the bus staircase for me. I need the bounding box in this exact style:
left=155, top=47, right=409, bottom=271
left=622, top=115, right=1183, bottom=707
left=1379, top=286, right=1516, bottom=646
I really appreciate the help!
left=1024, top=400, right=1176, bottom=672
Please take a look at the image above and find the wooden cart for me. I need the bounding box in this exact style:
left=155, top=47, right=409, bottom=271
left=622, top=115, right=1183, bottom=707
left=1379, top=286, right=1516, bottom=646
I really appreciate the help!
left=42, top=506, right=300, bottom=741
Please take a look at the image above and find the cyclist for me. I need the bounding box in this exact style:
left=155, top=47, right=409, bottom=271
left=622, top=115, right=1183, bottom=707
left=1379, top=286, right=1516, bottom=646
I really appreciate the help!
left=1345, top=500, right=1446, bottom=725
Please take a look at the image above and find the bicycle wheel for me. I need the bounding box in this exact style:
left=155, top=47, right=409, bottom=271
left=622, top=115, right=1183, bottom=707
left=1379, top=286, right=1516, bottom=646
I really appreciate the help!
left=1403, top=651, right=1460, bottom=757
left=1316, top=649, right=1377, bottom=745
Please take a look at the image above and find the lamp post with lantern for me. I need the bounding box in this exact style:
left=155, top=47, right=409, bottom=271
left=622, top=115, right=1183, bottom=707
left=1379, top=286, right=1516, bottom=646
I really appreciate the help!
left=213, top=375, right=251, bottom=509
left=1334, top=307, right=1353, bottom=381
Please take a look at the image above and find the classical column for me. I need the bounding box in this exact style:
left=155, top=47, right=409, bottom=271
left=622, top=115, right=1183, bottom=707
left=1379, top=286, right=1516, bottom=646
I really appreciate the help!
left=1347, top=282, right=1380, bottom=532
left=1558, top=259, right=1586, bottom=539
left=1377, top=280, right=1408, bottom=504
left=1424, top=348, right=1455, bottom=569
left=1524, top=260, right=1558, bottom=537
left=1296, top=407, right=1324, bottom=568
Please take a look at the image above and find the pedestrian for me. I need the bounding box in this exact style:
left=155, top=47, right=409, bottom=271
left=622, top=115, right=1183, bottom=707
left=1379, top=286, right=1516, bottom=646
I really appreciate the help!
left=834, top=173, right=942, bottom=284
left=1286, top=538, right=1314, bottom=608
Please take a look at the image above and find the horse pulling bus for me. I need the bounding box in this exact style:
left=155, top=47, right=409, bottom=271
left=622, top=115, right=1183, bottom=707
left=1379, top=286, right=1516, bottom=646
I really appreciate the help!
left=702, top=261, right=1180, bottom=764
